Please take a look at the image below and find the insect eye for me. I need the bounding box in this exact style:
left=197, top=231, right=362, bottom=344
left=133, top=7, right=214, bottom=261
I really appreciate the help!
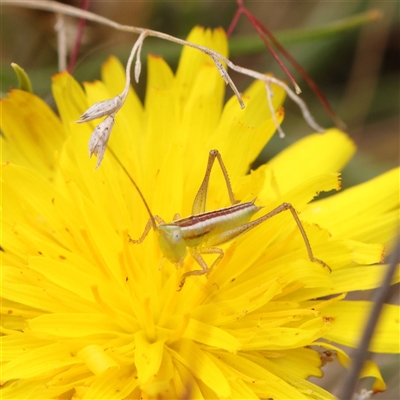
left=172, top=229, right=182, bottom=243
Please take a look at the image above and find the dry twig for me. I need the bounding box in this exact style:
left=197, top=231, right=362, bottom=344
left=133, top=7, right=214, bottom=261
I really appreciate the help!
left=5, top=0, right=326, bottom=167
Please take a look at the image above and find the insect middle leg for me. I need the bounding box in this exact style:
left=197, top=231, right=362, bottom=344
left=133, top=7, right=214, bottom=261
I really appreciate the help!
left=179, top=247, right=224, bottom=290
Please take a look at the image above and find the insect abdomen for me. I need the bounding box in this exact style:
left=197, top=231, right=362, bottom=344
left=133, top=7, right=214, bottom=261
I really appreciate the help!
left=177, top=201, right=261, bottom=246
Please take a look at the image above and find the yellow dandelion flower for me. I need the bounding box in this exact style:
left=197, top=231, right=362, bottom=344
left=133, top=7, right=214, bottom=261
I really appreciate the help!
left=2, top=27, right=399, bottom=400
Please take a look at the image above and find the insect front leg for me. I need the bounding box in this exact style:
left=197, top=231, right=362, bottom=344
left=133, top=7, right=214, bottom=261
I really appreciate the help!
left=178, top=247, right=224, bottom=290
left=128, top=215, right=164, bottom=244
left=192, top=149, right=237, bottom=215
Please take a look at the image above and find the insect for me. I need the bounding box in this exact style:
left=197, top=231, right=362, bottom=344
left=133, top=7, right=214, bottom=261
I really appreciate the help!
left=118, top=149, right=329, bottom=289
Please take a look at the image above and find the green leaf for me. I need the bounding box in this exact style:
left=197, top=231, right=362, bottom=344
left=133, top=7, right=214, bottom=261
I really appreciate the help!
left=229, top=10, right=383, bottom=56
left=11, top=62, right=33, bottom=92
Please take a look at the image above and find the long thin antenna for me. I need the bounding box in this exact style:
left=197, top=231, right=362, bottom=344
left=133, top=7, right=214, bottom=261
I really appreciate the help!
left=107, top=147, right=157, bottom=230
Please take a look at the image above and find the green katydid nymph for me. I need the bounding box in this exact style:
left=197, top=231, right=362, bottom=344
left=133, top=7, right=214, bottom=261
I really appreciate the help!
left=114, top=149, right=329, bottom=290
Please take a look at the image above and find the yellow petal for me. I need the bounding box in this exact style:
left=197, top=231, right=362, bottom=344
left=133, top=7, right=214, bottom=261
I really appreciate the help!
left=141, top=55, right=184, bottom=217
left=171, top=339, right=231, bottom=398
left=2, top=163, right=84, bottom=262
left=134, top=330, right=166, bottom=384
left=245, top=351, right=336, bottom=400
left=215, top=352, right=314, bottom=399
left=51, top=71, right=89, bottom=134
left=268, top=129, right=355, bottom=193
left=261, top=172, right=341, bottom=208
left=101, top=55, right=144, bottom=130
left=292, top=263, right=399, bottom=301
left=330, top=264, right=400, bottom=292
left=101, top=56, right=144, bottom=173
left=1, top=89, right=65, bottom=178
left=321, top=302, right=400, bottom=353
left=230, top=379, right=259, bottom=399
left=175, top=26, right=228, bottom=110
left=242, top=317, right=331, bottom=351
left=361, top=360, right=387, bottom=393
left=28, top=313, right=125, bottom=337
left=2, top=274, right=74, bottom=314
left=81, top=365, right=139, bottom=399
left=242, top=77, right=286, bottom=126
left=316, top=240, right=384, bottom=270
left=312, top=341, right=351, bottom=367
left=178, top=63, right=226, bottom=156
left=2, top=343, right=79, bottom=380
left=78, top=344, right=119, bottom=375
left=144, top=54, right=176, bottom=152
left=313, top=344, right=388, bottom=395
left=1, top=379, right=77, bottom=399
left=304, top=167, right=400, bottom=245
left=262, top=347, right=323, bottom=379
left=182, top=318, right=241, bottom=352
left=172, top=359, right=204, bottom=399
left=1, top=332, right=51, bottom=362
left=210, top=81, right=284, bottom=184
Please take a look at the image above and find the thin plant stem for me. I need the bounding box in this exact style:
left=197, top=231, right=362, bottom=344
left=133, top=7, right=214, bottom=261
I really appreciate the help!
left=54, top=12, right=67, bottom=71
left=339, top=238, right=400, bottom=400
left=227, top=0, right=347, bottom=129
left=67, top=0, right=89, bottom=73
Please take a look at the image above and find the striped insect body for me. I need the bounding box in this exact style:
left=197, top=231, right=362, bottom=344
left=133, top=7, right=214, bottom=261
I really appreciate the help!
left=124, top=149, right=329, bottom=289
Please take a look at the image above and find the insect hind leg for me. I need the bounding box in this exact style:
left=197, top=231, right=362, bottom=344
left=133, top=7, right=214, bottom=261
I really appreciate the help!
left=247, top=202, right=331, bottom=272
left=284, top=204, right=331, bottom=271
left=192, top=150, right=237, bottom=215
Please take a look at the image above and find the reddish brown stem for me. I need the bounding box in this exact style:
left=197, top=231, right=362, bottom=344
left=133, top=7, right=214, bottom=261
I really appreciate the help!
left=248, top=10, right=346, bottom=129
left=247, top=13, right=300, bottom=92
left=67, top=0, right=90, bottom=73
left=228, top=0, right=346, bottom=130
left=228, top=2, right=300, bottom=93
left=226, top=7, right=242, bottom=37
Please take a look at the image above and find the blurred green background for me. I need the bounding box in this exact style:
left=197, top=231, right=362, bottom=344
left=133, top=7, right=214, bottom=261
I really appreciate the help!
left=1, top=1, right=399, bottom=398
left=2, top=1, right=399, bottom=185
